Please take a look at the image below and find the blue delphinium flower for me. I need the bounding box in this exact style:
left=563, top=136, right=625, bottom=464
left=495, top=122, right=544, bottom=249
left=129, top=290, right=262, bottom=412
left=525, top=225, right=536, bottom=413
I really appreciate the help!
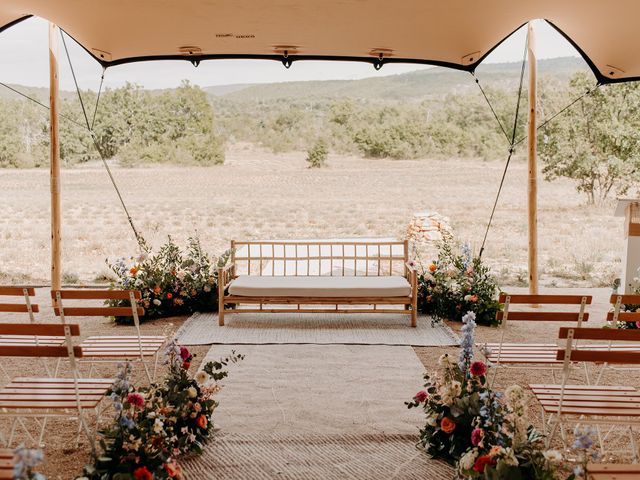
left=461, top=243, right=472, bottom=270
left=458, top=311, right=477, bottom=372
left=13, top=446, right=46, bottom=480
left=119, top=415, right=135, bottom=429
left=572, top=426, right=595, bottom=450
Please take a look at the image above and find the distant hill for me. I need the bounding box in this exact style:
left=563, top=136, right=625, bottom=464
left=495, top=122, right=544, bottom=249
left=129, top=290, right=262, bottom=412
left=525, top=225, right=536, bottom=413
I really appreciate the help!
left=0, top=56, right=589, bottom=103
left=206, top=56, right=590, bottom=102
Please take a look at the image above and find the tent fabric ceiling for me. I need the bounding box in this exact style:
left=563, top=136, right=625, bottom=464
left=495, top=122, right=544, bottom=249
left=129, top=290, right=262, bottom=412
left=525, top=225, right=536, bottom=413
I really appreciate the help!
left=0, top=1, right=638, bottom=84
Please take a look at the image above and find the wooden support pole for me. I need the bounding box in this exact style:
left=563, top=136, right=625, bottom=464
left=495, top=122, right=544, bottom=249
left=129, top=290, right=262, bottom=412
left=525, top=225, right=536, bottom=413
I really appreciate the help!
left=49, top=22, right=61, bottom=291
left=527, top=22, right=538, bottom=295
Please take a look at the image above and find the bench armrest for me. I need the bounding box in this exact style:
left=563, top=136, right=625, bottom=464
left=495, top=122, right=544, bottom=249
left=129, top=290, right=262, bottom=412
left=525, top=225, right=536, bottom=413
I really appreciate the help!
left=217, top=262, right=236, bottom=288
left=405, top=261, right=417, bottom=273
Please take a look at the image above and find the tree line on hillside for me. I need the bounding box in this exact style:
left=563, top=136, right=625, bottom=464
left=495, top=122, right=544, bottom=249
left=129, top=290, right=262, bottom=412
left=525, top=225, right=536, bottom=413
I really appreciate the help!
left=0, top=80, right=224, bottom=168
left=0, top=72, right=639, bottom=204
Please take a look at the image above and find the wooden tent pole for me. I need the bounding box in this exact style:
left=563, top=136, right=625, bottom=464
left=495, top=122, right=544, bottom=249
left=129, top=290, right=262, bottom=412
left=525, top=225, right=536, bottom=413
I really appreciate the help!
left=527, top=21, right=538, bottom=295
left=49, top=22, right=61, bottom=291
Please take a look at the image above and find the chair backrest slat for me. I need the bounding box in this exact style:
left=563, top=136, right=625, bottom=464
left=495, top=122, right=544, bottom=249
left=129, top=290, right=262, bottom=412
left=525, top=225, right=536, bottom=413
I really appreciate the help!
left=610, top=294, right=640, bottom=304
left=51, top=289, right=142, bottom=300
left=558, top=326, right=640, bottom=341
left=607, top=311, right=640, bottom=322
left=0, top=345, right=83, bottom=358
left=0, top=303, right=40, bottom=313
left=53, top=306, right=144, bottom=317
left=0, top=287, right=36, bottom=296
left=557, top=327, right=640, bottom=365
left=0, top=322, right=82, bottom=358
left=497, top=311, right=589, bottom=322
left=499, top=293, right=593, bottom=305
left=0, top=323, right=80, bottom=336
left=0, top=286, right=39, bottom=316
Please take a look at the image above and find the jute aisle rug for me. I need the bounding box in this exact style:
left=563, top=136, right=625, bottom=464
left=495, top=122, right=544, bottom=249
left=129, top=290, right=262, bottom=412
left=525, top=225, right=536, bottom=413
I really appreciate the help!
left=176, top=312, right=458, bottom=347
left=182, top=345, right=455, bottom=479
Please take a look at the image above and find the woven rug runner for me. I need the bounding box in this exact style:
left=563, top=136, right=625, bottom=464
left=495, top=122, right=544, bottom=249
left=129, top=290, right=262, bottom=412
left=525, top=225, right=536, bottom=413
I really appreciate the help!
left=176, top=312, right=458, bottom=346
left=182, top=432, right=453, bottom=479
left=182, top=344, right=454, bottom=479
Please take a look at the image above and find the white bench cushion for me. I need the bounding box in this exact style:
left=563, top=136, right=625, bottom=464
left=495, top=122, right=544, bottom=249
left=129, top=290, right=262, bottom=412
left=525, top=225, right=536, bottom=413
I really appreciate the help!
left=228, top=275, right=411, bottom=298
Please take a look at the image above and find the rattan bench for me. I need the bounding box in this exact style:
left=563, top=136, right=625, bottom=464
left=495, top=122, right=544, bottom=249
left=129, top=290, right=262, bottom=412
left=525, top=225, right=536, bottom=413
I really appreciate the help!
left=217, top=239, right=418, bottom=326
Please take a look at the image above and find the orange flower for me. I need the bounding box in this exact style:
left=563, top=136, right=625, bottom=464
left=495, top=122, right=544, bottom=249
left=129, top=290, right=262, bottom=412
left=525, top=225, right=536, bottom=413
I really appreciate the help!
left=130, top=266, right=139, bottom=276
left=164, top=461, right=181, bottom=478
left=470, top=294, right=478, bottom=302
left=167, top=292, right=173, bottom=299
left=196, top=414, right=208, bottom=429
left=440, top=417, right=456, bottom=434
left=428, top=263, right=437, bottom=273
left=153, top=286, right=161, bottom=295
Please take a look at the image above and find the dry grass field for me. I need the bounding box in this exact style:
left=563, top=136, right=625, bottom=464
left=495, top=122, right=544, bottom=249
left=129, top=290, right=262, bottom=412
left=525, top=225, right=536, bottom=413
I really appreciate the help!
left=0, top=142, right=623, bottom=287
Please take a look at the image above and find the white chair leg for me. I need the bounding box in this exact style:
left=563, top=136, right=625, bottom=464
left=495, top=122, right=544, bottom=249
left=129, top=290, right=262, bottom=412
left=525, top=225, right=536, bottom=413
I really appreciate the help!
left=38, top=416, right=48, bottom=447
left=583, top=362, right=591, bottom=385
left=546, top=417, right=560, bottom=448
left=596, top=425, right=605, bottom=456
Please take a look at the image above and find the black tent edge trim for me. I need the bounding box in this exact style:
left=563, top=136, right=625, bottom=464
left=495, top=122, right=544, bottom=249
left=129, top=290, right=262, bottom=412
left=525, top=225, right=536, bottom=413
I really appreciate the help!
left=0, top=14, right=32, bottom=35
left=2, top=15, right=639, bottom=85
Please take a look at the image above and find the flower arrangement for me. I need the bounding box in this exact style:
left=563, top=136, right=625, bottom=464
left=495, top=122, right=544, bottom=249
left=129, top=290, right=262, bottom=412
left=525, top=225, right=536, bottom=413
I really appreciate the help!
left=106, top=235, right=233, bottom=323
left=408, top=311, right=562, bottom=478
left=457, top=384, right=561, bottom=479
left=13, top=446, right=46, bottom=480
left=416, top=239, right=501, bottom=326
left=406, top=312, right=500, bottom=463
left=78, top=342, right=243, bottom=479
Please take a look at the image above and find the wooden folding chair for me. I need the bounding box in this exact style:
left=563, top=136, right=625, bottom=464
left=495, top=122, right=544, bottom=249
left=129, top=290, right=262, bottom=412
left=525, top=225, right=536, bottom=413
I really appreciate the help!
left=480, top=293, right=592, bottom=385
left=530, top=327, right=640, bottom=461
left=51, top=290, right=165, bottom=382
left=0, top=323, right=111, bottom=449
left=587, top=463, right=640, bottom=479
left=0, top=286, right=63, bottom=378
left=0, top=449, right=12, bottom=480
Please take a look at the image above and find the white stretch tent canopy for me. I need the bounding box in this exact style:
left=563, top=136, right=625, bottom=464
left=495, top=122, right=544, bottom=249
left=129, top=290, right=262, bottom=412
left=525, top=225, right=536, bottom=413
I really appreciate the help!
left=0, top=0, right=639, bottom=83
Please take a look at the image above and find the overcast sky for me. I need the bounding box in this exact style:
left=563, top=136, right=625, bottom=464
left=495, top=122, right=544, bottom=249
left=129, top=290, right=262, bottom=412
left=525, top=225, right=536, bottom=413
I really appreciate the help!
left=0, top=17, right=581, bottom=91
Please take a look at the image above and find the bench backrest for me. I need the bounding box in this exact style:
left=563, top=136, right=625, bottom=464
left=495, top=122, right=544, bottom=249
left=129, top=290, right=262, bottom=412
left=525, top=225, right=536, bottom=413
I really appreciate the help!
left=497, top=293, right=592, bottom=327
left=608, top=294, right=640, bottom=326
left=557, top=327, right=640, bottom=365
left=0, top=286, right=39, bottom=320
left=231, top=239, right=408, bottom=277
left=0, top=323, right=83, bottom=358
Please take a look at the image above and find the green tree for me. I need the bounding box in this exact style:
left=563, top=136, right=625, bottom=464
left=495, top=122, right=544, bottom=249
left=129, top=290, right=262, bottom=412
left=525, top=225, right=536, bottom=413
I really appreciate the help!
left=539, top=72, right=640, bottom=204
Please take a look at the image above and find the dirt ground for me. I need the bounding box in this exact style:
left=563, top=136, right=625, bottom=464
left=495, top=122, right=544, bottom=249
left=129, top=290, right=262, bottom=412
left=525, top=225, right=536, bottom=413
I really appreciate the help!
left=0, top=143, right=624, bottom=288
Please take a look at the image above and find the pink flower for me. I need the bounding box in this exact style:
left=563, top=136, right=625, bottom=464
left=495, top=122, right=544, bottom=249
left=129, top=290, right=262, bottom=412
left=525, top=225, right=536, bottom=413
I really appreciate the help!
left=471, top=428, right=484, bottom=446
left=127, top=392, right=145, bottom=408
left=635, top=321, right=640, bottom=329
left=179, top=346, right=191, bottom=361
left=470, top=361, right=487, bottom=377
left=413, top=390, right=428, bottom=403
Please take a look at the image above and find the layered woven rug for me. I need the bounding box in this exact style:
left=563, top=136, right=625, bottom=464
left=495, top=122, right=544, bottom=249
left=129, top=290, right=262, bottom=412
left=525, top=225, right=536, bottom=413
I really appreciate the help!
left=182, top=345, right=454, bottom=479
left=176, top=312, right=458, bottom=346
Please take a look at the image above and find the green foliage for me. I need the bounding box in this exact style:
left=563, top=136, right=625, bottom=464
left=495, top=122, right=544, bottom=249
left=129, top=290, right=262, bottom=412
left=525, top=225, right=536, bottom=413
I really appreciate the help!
left=306, top=139, right=328, bottom=168
left=539, top=72, right=640, bottom=204
left=106, top=235, right=231, bottom=323
left=416, top=239, right=502, bottom=326
left=0, top=81, right=224, bottom=168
